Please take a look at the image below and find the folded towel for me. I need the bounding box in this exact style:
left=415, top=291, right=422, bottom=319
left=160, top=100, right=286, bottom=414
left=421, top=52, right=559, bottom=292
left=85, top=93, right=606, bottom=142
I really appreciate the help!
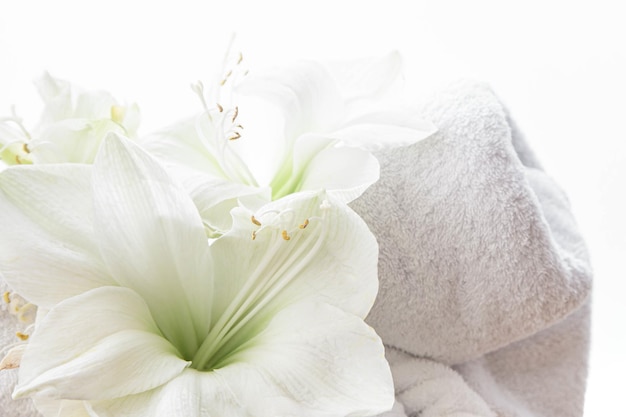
left=352, top=81, right=592, bottom=417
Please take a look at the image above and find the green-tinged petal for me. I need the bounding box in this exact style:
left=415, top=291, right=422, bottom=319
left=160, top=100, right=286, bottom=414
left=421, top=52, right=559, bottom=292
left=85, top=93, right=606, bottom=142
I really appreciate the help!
left=91, top=302, right=392, bottom=417
left=92, top=134, right=213, bottom=356
left=189, top=191, right=378, bottom=370
left=0, top=164, right=112, bottom=307
left=275, top=134, right=380, bottom=203
left=237, top=61, right=345, bottom=140
left=15, top=286, right=189, bottom=401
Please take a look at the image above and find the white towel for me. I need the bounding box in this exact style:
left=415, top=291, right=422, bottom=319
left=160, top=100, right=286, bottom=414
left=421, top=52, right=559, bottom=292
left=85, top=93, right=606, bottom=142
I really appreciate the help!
left=352, top=80, right=592, bottom=417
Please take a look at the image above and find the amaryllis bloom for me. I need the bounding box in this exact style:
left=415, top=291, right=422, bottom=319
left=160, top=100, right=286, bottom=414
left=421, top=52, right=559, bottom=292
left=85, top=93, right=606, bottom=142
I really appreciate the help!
left=0, top=134, right=392, bottom=417
left=142, top=52, right=436, bottom=236
left=0, top=73, right=139, bottom=166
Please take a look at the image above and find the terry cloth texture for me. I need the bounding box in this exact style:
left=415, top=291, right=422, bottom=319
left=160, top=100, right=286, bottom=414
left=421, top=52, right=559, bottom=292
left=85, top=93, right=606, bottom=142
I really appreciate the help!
left=354, top=80, right=592, bottom=417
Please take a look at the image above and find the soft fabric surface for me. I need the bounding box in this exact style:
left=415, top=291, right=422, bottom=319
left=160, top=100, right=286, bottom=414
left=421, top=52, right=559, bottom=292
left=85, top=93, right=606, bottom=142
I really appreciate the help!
left=353, top=81, right=591, bottom=417
left=0, top=81, right=591, bottom=417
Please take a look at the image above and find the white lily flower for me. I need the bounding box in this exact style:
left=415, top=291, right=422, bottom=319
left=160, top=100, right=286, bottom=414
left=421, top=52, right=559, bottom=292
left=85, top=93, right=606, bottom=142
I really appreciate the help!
left=142, top=52, right=436, bottom=235
left=0, top=134, right=392, bottom=417
left=0, top=72, right=139, bottom=166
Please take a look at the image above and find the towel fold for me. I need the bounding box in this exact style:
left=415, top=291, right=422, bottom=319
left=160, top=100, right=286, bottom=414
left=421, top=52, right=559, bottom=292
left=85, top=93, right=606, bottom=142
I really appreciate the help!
left=353, top=81, right=592, bottom=417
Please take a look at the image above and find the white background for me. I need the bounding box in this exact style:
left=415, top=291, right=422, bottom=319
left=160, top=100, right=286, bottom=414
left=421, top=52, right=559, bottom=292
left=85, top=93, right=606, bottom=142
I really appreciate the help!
left=0, top=1, right=623, bottom=415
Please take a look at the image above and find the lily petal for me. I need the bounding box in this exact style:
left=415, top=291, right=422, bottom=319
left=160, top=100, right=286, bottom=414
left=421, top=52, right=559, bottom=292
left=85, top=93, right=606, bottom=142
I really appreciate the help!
left=33, top=398, right=93, bottom=417
left=31, top=119, right=126, bottom=164
left=91, top=302, right=392, bottom=417
left=0, top=164, right=112, bottom=307
left=237, top=61, right=345, bottom=140
left=182, top=173, right=270, bottom=236
left=324, top=50, right=404, bottom=102
left=92, top=134, right=213, bottom=356
left=15, top=286, right=189, bottom=401
left=287, top=135, right=381, bottom=203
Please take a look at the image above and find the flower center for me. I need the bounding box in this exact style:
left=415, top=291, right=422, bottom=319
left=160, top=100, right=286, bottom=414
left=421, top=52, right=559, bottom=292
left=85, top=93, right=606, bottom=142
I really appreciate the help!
left=190, top=199, right=331, bottom=371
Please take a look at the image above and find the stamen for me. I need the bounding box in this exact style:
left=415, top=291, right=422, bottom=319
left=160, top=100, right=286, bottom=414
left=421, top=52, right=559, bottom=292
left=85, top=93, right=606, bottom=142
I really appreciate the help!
left=2, top=291, right=10, bottom=304
left=22, top=143, right=30, bottom=153
left=251, top=215, right=262, bottom=226
left=216, top=103, right=224, bottom=113
left=228, top=132, right=241, bottom=141
left=15, top=332, right=29, bottom=341
left=251, top=230, right=257, bottom=240
left=299, top=219, right=310, bottom=229
left=281, top=230, right=291, bottom=241
left=237, top=52, right=243, bottom=65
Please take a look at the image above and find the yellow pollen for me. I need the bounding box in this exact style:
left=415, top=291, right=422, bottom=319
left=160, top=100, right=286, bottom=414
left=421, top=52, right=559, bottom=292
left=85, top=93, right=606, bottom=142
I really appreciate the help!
left=2, top=291, right=10, bottom=304
left=110, top=105, right=126, bottom=124
left=251, top=230, right=257, bottom=240
left=251, top=215, right=262, bottom=226
left=281, top=230, right=291, bottom=241
left=15, top=332, right=29, bottom=341
left=216, top=103, right=224, bottom=112
left=299, top=219, right=310, bottom=229
left=228, top=132, right=241, bottom=141
left=232, top=106, right=239, bottom=122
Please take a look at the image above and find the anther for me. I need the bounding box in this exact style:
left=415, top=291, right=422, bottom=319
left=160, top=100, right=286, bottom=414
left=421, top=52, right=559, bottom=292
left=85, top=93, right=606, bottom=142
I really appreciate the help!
left=251, top=230, right=257, bottom=240
left=232, top=106, right=239, bottom=122
left=110, top=105, right=125, bottom=124
left=237, top=52, right=243, bottom=64
left=22, top=143, right=30, bottom=153
left=15, top=332, right=29, bottom=341
left=299, top=219, right=310, bottom=229
left=216, top=103, right=224, bottom=113
left=282, top=230, right=291, bottom=241
left=251, top=215, right=262, bottom=226
left=2, top=292, right=10, bottom=304
left=228, top=132, right=241, bottom=141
